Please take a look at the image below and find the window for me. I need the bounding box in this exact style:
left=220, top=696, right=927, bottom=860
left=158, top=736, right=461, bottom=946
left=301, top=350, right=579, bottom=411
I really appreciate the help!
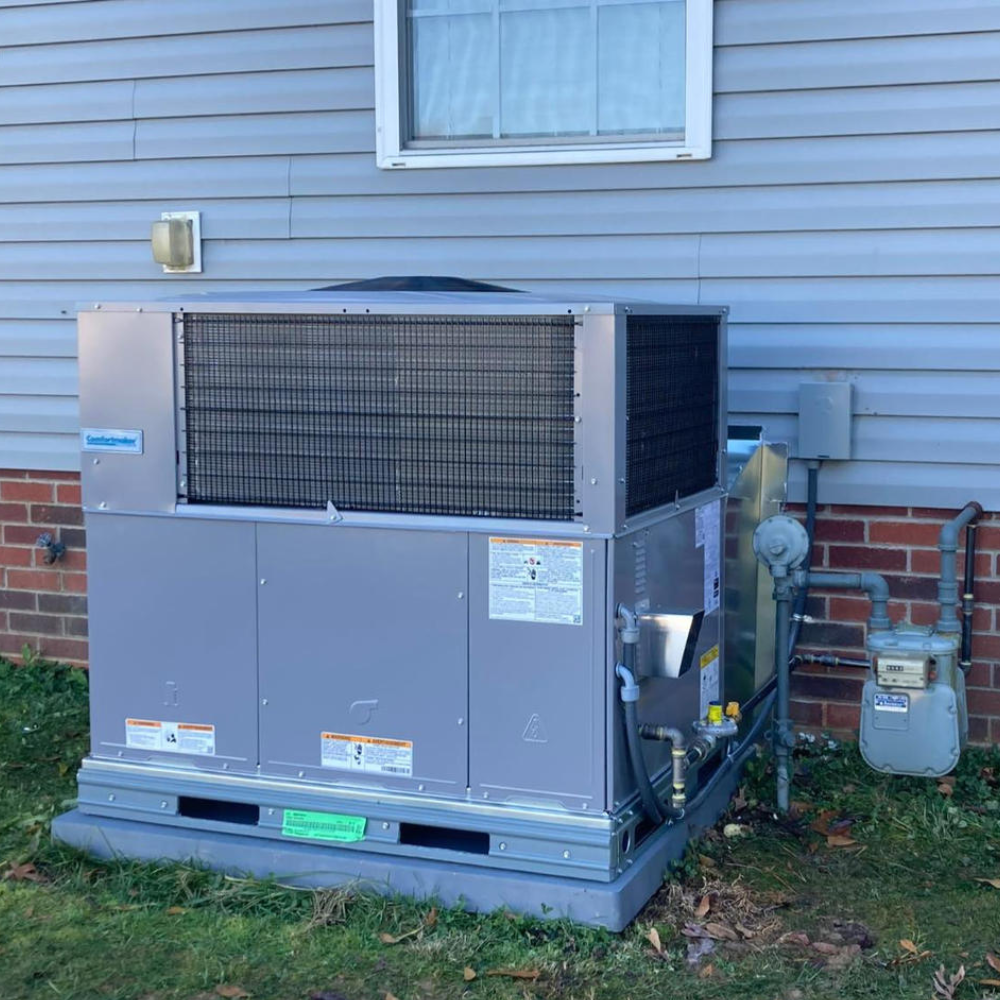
left=375, top=0, right=713, bottom=168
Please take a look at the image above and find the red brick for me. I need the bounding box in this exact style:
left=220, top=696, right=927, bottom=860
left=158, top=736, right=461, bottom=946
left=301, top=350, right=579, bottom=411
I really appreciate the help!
left=0, top=590, right=35, bottom=611
left=63, top=572, right=87, bottom=593
left=41, top=472, right=80, bottom=482
left=977, top=524, right=1000, bottom=551
left=63, top=616, right=88, bottom=638
left=909, top=601, right=939, bottom=627
left=966, top=662, right=993, bottom=688
left=828, top=596, right=873, bottom=623
left=869, top=521, right=944, bottom=546
left=972, top=604, right=994, bottom=632
left=4, top=524, right=42, bottom=545
left=0, top=545, right=32, bottom=567
left=0, top=469, right=28, bottom=479
left=792, top=670, right=865, bottom=703
left=37, top=637, right=88, bottom=662
left=1, top=480, right=52, bottom=502
left=968, top=715, right=990, bottom=743
left=9, top=612, right=63, bottom=637
left=29, top=504, right=83, bottom=527
left=973, top=580, right=1000, bottom=605
left=825, top=702, right=861, bottom=732
left=7, top=568, right=61, bottom=592
left=972, top=635, right=1000, bottom=661
left=812, top=519, right=865, bottom=543
left=992, top=718, right=1000, bottom=745
left=882, top=574, right=939, bottom=601
left=828, top=545, right=907, bottom=572
left=0, top=502, right=28, bottom=523
left=967, top=689, right=1000, bottom=716
left=909, top=548, right=994, bottom=578
left=37, top=593, right=87, bottom=615
left=832, top=504, right=910, bottom=517
left=791, top=700, right=823, bottom=726
left=56, top=483, right=81, bottom=505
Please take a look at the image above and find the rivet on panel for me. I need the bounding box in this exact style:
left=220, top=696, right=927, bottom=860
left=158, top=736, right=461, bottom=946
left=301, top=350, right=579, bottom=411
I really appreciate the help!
left=160, top=801, right=168, bottom=809
left=563, top=850, right=571, bottom=859
left=382, top=822, right=390, bottom=831
left=98, top=501, right=108, bottom=510
left=260, top=578, right=267, bottom=585
left=92, top=458, right=100, bottom=465
left=297, top=771, right=305, bottom=778
left=268, top=808, right=275, bottom=816
left=457, top=717, right=464, bottom=726
left=418, top=784, right=425, bottom=791
left=457, top=591, right=464, bottom=599
left=108, top=794, right=115, bottom=802
left=499, top=842, right=507, bottom=851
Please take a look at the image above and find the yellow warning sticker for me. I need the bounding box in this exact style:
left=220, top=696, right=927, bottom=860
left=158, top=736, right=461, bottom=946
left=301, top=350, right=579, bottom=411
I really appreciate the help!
left=700, top=645, right=720, bottom=669
left=321, top=732, right=413, bottom=777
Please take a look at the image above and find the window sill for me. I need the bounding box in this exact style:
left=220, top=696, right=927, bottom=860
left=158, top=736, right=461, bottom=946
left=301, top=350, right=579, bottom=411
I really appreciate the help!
left=376, top=140, right=711, bottom=170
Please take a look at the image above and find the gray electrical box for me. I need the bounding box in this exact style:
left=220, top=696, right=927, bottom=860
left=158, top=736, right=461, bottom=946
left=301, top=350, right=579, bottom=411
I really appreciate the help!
left=54, top=287, right=767, bottom=930
left=798, top=381, right=852, bottom=460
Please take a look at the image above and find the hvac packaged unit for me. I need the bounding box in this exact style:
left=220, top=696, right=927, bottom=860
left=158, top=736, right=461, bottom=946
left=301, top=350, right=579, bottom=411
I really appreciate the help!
left=55, top=285, right=763, bottom=930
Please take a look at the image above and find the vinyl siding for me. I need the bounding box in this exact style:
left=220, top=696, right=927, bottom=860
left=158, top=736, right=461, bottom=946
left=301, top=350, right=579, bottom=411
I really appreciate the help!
left=0, top=0, right=998, bottom=510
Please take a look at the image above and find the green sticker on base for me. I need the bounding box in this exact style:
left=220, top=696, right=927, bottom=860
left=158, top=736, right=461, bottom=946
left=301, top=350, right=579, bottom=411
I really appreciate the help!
left=281, top=809, right=366, bottom=843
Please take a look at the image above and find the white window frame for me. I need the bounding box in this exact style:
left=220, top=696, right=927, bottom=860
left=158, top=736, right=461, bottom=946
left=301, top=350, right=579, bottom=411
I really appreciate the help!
left=374, top=0, right=714, bottom=169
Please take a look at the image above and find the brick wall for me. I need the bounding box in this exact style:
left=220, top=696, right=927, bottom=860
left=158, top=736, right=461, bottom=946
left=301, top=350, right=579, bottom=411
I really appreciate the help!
left=0, top=469, right=87, bottom=667
left=1, top=473, right=997, bottom=745
left=790, top=504, right=1000, bottom=745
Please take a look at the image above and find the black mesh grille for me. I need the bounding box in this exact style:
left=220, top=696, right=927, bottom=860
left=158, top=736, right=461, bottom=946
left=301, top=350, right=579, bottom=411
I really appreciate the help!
left=181, top=313, right=577, bottom=519
left=625, top=315, right=720, bottom=517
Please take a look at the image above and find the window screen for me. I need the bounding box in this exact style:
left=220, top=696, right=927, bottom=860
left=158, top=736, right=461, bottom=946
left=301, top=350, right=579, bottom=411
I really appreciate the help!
left=408, top=0, right=686, bottom=142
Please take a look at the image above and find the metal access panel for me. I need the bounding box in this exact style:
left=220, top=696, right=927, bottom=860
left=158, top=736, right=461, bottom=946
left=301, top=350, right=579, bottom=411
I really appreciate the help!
left=256, top=523, right=469, bottom=797
left=609, top=502, right=725, bottom=808
left=468, top=534, right=607, bottom=812
left=87, top=514, right=259, bottom=773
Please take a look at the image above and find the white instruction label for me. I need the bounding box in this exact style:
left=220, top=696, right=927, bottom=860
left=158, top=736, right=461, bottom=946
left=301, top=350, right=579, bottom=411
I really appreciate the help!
left=321, top=732, right=413, bottom=777
left=488, top=537, right=583, bottom=625
left=699, top=645, right=721, bottom=719
left=125, top=718, right=216, bottom=755
left=695, top=500, right=721, bottom=615
left=874, top=692, right=909, bottom=714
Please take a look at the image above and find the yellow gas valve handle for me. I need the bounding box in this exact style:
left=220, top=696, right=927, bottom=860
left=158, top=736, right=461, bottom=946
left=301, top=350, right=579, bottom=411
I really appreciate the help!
left=707, top=702, right=724, bottom=725
left=725, top=701, right=742, bottom=722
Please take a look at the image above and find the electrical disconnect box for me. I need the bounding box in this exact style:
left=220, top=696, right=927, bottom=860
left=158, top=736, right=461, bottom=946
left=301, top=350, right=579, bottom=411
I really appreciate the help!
left=54, top=284, right=771, bottom=930
left=798, top=381, right=852, bottom=461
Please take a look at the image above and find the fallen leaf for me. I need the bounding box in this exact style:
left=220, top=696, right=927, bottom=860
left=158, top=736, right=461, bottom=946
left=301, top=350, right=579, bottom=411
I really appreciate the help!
left=812, top=942, right=840, bottom=955
left=214, top=987, right=249, bottom=999
left=3, top=862, right=45, bottom=883
left=723, top=823, right=749, bottom=839
left=979, top=980, right=1000, bottom=988
left=485, top=969, right=540, bottom=981
left=694, top=895, right=711, bottom=918
left=424, top=907, right=438, bottom=928
left=826, top=834, right=858, bottom=848
left=974, top=878, right=1000, bottom=889
left=647, top=927, right=664, bottom=954
left=937, top=781, right=955, bottom=798
left=900, top=939, right=919, bottom=955
left=987, top=953, right=1000, bottom=974
left=165, top=906, right=187, bottom=916
left=698, top=962, right=716, bottom=979
left=697, top=854, right=717, bottom=870
left=682, top=922, right=709, bottom=939
left=735, top=922, right=756, bottom=940
left=385, top=994, right=399, bottom=1000
left=705, top=922, right=739, bottom=942
left=933, top=964, right=966, bottom=1000
left=463, top=968, right=476, bottom=982
left=778, top=931, right=810, bottom=947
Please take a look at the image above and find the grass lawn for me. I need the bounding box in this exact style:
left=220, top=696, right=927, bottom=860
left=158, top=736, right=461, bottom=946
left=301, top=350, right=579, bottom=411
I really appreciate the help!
left=2, top=657, right=1000, bottom=1000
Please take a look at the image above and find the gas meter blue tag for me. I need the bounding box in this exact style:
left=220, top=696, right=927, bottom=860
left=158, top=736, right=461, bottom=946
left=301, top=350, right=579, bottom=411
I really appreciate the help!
left=81, top=427, right=144, bottom=454
left=874, top=692, right=908, bottom=714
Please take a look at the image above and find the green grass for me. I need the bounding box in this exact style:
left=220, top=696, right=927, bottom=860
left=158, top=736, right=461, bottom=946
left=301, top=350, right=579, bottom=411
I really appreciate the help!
left=2, top=657, right=1000, bottom=1000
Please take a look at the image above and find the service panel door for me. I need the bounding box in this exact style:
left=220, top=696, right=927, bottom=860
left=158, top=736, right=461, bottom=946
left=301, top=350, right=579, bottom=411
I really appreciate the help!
left=257, top=524, right=469, bottom=798
left=87, top=514, right=259, bottom=773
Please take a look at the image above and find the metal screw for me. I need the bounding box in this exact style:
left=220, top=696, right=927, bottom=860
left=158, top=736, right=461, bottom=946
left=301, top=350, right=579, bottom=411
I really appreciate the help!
left=260, top=578, right=267, bottom=585
left=583, top=525, right=591, bottom=533
left=499, top=842, right=507, bottom=851
left=483, top=792, right=489, bottom=799
left=261, top=698, right=268, bottom=706
left=382, top=822, right=390, bottom=831
left=457, top=717, right=464, bottom=726
left=297, top=770, right=305, bottom=778
left=457, top=591, right=464, bottom=599
left=98, top=501, right=108, bottom=509
left=108, top=794, right=115, bottom=802
left=92, top=458, right=100, bottom=465
left=268, top=808, right=275, bottom=816
left=574, top=415, right=582, bottom=423
left=222, top=762, right=229, bottom=770
left=418, top=784, right=425, bottom=791
left=590, top=478, right=597, bottom=485
left=563, top=850, right=571, bottom=859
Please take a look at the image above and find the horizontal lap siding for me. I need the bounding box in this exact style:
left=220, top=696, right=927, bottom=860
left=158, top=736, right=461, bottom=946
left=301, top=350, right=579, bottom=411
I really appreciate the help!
left=0, top=0, right=996, bottom=512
